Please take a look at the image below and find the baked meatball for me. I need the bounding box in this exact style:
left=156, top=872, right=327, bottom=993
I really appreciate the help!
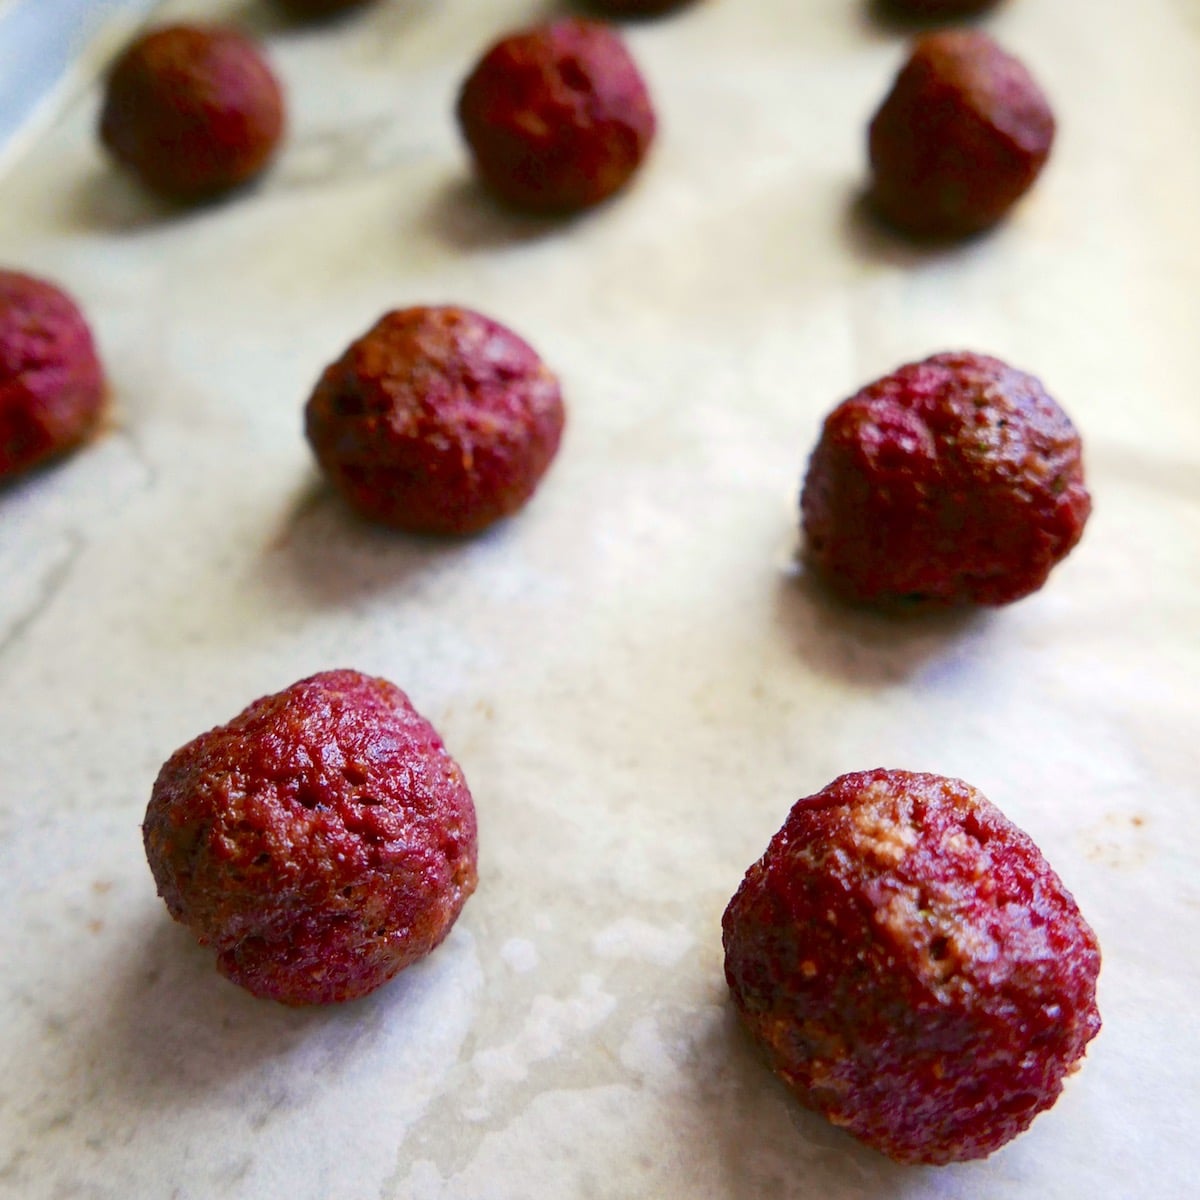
left=0, top=271, right=105, bottom=483
left=305, top=306, right=565, bottom=535
left=457, top=19, right=656, bottom=213
left=143, top=670, right=478, bottom=1006
left=800, top=352, right=1090, bottom=607
left=868, top=31, right=1054, bottom=238
left=723, top=769, right=1101, bottom=1164
left=99, top=24, right=285, bottom=201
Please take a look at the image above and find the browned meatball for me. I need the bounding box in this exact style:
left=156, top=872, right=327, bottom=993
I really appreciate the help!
left=457, top=19, right=656, bottom=213
left=143, top=670, right=478, bottom=1006
left=869, top=31, right=1054, bottom=238
left=305, top=306, right=565, bottom=535
left=800, top=352, right=1090, bottom=607
left=0, top=271, right=105, bottom=483
left=99, top=24, right=285, bottom=201
left=723, top=769, right=1101, bottom=1164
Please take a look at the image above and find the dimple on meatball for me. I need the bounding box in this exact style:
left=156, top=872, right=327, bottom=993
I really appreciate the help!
left=456, top=19, right=656, bottom=213
left=305, top=306, right=565, bottom=535
left=800, top=352, right=1090, bottom=607
left=0, top=271, right=105, bottom=483
left=723, top=769, right=1101, bottom=1165
left=143, top=670, right=478, bottom=1006
left=99, top=24, right=285, bottom=201
left=868, top=31, right=1054, bottom=238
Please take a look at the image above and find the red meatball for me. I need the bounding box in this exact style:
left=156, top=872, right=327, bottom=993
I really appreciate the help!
left=800, top=352, right=1090, bottom=607
left=456, top=19, right=656, bottom=213
left=99, top=24, right=285, bottom=201
left=305, top=306, right=565, bottom=535
left=723, top=770, right=1101, bottom=1164
left=143, top=670, right=478, bottom=1006
left=868, top=31, right=1054, bottom=238
left=0, top=271, right=105, bottom=483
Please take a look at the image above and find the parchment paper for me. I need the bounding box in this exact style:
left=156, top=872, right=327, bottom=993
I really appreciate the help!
left=1, top=0, right=1197, bottom=1196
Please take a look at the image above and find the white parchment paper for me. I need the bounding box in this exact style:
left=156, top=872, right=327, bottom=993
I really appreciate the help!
left=1, top=0, right=1197, bottom=1196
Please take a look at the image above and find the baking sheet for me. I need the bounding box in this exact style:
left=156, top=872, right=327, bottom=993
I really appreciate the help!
left=0, top=0, right=162, bottom=173
left=1, top=0, right=1198, bottom=1196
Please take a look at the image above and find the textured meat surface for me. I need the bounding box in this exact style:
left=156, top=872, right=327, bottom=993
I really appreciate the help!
left=99, top=24, right=285, bottom=200
left=143, top=670, right=478, bottom=1006
left=869, top=30, right=1054, bottom=238
left=723, top=769, right=1102, bottom=1164
left=800, top=351, right=1090, bottom=607
left=457, top=19, right=656, bottom=213
left=0, top=270, right=105, bottom=482
left=305, top=306, right=565, bottom=535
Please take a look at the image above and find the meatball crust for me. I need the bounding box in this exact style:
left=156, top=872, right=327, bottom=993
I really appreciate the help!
left=723, top=770, right=1101, bottom=1165
left=0, top=271, right=105, bottom=482
left=800, top=352, right=1090, bottom=608
left=457, top=19, right=656, bottom=213
left=869, top=31, right=1054, bottom=238
left=305, top=306, right=565, bottom=535
left=143, top=670, right=478, bottom=1006
left=99, top=24, right=285, bottom=201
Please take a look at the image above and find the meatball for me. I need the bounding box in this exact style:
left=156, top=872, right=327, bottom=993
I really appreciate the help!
left=799, top=352, right=1090, bottom=608
left=868, top=31, right=1054, bottom=238
left=305, top=306, right=565, bottom=535
left=99, top=24, right=285, bottom=201
left=0, top=271, right=105, bottom=483
left=723, top=769, right=1101, bottom=1165
left=143, top=670, right=478, bottom=1006
left=457, top=19, right=656, bottom=213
